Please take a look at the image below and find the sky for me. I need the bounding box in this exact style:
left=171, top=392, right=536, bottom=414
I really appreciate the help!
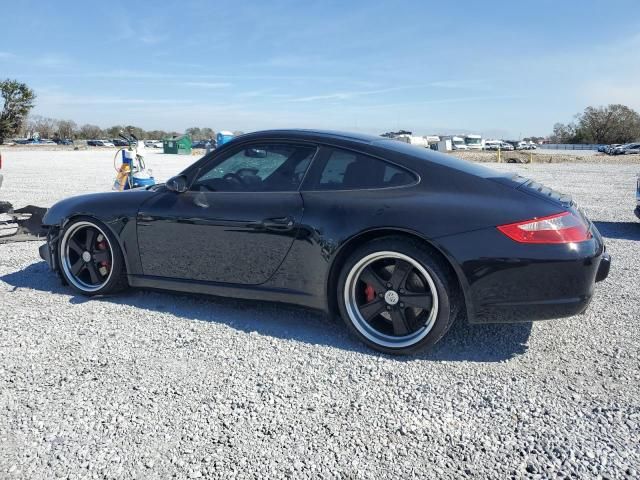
left=1, top=0, right=639, bottom=139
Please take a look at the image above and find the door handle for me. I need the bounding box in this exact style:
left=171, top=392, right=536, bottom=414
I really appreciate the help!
left=261, top=216, right=295, bottom=231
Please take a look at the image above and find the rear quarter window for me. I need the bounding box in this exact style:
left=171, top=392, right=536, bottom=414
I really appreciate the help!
left=310, top=148, right=416, bottom=190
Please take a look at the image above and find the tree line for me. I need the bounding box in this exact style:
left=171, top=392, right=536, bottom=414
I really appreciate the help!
left=549, top=104, right=640, bottom=144
left=16, top=116, right=210, bottom=141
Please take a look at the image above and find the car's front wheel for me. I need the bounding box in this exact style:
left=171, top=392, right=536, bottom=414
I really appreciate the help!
left=337, top=237, right=460, bottom=355
left=58, top=217, right=127, bottom=295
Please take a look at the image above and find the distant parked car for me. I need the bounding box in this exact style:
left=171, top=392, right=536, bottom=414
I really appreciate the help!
left=55, top=138, right=74, bottom=145
left=605, top=144, right=621, bottom=155
left=192, top=140, right=215, bottom=149
left=611, top=143, right=640, bottom=155
left=112, top=139, right=129, bottom=147
left=617, top=143, right=640, bottom=155
left=87, top=140, right=114, bottom=147
left=152, top=140, right=163, bottom=148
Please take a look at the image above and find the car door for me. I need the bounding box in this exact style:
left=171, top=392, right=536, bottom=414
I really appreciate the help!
left=136, top=142, right=317, bottom=285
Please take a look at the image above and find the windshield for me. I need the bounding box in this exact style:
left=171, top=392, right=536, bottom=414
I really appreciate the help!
left=453, top=139, right=465, bottom=145
left=465, top=138, right=481, bottom=145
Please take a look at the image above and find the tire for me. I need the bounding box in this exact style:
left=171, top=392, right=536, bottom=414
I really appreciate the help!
left=57, top=217, right=128, bottom=296
left=337, top=236, right=460, bottom=355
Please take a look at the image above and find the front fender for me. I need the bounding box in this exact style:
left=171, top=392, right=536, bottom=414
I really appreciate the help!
left=42, top=189, right=157, bottom=227
left=42, top=189, right=159, bottom=276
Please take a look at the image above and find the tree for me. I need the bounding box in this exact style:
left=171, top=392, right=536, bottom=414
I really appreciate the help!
left=550, top=104, right=640, bottom=144
left=0, top=79, right=36, bottom=143
left=549, top=122, right=579, bottom=143
left=186, top=127, right=202, bottom=140
left=146, top=130, right=168, bottom=140
left=381, top=130, right=412, bottom=138
left=122, top=125, right=146, bottom=140
left=28, top=115, right=56, bottom=139
left=201, top=127, right=215, bottom=140
left=78, top=124, right=103, bottom=139
left=105, top=125, right=125, bottom=138
left=56, top=119, right=77, bottom=139
left=579, top=104, right=640, bottom=144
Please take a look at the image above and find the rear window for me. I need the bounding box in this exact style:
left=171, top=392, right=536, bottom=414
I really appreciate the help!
left=311, top=148, right=416, bottom=190
left=374, top=139, right=500, bottom=178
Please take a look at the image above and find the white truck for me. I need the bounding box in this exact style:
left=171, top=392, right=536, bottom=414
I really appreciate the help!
left=464, top=134, right=483, bottom=150
left=394, top=134, right=435, bottom=148
left=451, top=136, right=468, bottom=151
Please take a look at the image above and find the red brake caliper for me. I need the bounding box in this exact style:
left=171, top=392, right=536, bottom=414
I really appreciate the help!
left=96, top=235, right=109, bottom=276
left=364, top=284, right=376, bottom=302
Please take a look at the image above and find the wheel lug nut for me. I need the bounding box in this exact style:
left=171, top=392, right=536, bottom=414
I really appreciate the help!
left=378, top=293, right=384, bottom=298
left=399, top=303, right=405, bottom=308
left=386, top=283, right=392, bottom=288
left=386, top=305, right=391, bottom=310
left=399, top=288, right=405, bottom=294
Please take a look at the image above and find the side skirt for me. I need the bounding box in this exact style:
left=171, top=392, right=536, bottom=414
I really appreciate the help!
left=127, top=274, right=327, bottom=311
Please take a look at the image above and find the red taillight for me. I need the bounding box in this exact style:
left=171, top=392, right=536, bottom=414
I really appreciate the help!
left=497, top=211, right=591, bottom=244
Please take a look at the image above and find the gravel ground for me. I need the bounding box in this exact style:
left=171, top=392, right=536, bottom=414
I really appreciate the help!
left=454, top=150, right=640, bottom=164
left=0, top=150, right=639, bottom=479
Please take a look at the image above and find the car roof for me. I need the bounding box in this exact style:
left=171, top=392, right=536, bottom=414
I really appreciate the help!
left=236, top=129, right=383, bottom=144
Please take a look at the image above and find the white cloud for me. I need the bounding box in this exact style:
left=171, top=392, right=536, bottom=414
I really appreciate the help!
left=290, top=85, right=429, bottom=102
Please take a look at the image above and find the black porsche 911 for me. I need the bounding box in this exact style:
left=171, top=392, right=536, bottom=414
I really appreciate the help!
left=39, top=130, right=611, bottom=354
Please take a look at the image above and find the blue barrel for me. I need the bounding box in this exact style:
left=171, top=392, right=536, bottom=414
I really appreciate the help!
left=216, top=131, right=234, bottom=146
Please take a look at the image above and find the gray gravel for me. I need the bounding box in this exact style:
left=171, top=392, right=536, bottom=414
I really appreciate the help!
left=1, top=151, right=639, bottom=478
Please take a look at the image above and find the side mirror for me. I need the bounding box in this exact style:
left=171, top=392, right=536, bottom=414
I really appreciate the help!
left=166, top=175, right=188, bottom=193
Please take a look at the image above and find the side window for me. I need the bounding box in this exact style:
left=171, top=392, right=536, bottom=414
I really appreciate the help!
left=312, top=148, right=416, bottom=190
left=192, top=143, right=316, bottom=192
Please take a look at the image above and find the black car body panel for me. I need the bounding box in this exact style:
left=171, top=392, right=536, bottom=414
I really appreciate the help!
left=41, top=130, right=610, bottom=324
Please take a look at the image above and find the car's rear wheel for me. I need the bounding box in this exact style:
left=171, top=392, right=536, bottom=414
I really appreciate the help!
left=58, top=217, right=127, bottom=295
left=337, top=237, right=459, bottom=355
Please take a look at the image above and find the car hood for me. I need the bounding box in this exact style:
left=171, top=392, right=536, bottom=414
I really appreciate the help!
left=42, top=188, right=158, bottom=227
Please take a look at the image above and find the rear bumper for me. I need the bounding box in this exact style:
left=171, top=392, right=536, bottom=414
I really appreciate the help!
left=438, top=224, right=610, bottom=324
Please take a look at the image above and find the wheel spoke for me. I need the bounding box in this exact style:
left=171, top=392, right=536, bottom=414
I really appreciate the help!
left=85, top=229, right=97, bottom=251
left=390, top=308, right=410, bottom=336
left=359, top=266, right=386, bottom=292
left=71, top=259, right=85, bottom=276
left=389, top=259, right=412, bottom=290
left=68, top=238, right=84, bottom=256
left=358, top=298, right=386, bottom=321
left=402, top=293, right=432, bottom=311
left=86, top=262, right=100, bottom=284
left=93, top=250, right=110, bottom=263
